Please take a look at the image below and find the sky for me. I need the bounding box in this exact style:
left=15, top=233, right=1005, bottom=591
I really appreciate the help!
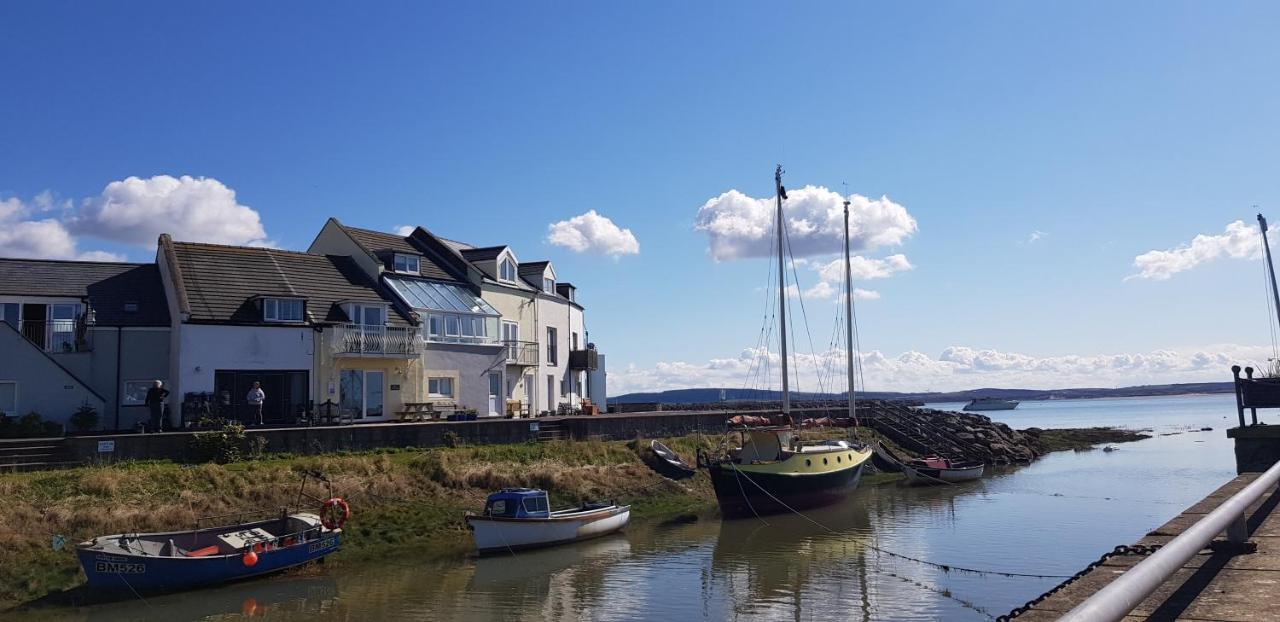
left=3, top=2, right=1280, bottom=394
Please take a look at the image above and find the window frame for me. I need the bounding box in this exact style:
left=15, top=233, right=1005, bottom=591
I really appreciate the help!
left=263, top=297, right=305, bottom=323
left=428, top=377, right=455, bottom=398
left=121, top=379, right=161, bottom=406
left=393, top=253, right=421, bottom=275
left=0, top=381, right=16, bottom=417
left=543, top=277, right=555, bottom=294
left=498, top=257, right=518, bottom=283
left=546, top=326, right=558, bottom=365
left=445, top=315, right=460, bottom=337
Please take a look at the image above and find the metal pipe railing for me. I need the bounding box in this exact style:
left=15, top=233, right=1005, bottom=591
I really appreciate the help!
left=1059, top=459, right=1280, bottom=621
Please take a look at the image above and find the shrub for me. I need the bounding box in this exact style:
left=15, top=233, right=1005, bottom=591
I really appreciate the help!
left=69, top=404, right=99, bottom=432
left=0, top=411, right=62, bottom=439
left=188, top=422, right=256, bottom=463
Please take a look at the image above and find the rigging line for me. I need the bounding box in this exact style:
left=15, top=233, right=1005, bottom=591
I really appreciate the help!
left=1263, top=228, right=1280, bottom=363
left=727, top=462, right=1073, bottom=580
left=780, top=208, right=830, bottom=412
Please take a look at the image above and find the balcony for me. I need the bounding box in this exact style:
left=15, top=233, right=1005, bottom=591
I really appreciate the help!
left=331, top=324, right=419, bottom=357
left=568, top=348, right=598, bottom=370
left=503, top=340, right=539, bottom=366
left=20, top=320, right=92, bottom=353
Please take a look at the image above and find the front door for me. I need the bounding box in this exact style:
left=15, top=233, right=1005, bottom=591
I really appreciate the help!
left=488, top=372, right=501, bottom=417
left=340, top=369, right=386, bottom=420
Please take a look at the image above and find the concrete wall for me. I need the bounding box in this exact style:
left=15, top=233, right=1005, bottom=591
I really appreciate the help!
left=55, top=327, right=171, bottom=430
left=176, top=324, right=315, bottom=425
left=536, top=295, right=582, bottom=414
left=0, top=325, right=104, bottom=424
left=1229, top=425, right=1280, bottom=473
left=314, top=332, right=421, bottom=420
left=479, top=282, right=537, bottom=411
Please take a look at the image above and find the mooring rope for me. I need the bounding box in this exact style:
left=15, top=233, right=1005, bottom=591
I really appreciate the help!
left=727, top=462, right=1072, bottom=580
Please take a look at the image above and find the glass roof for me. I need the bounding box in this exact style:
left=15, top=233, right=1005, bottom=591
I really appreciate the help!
left=385, top=276, right=499, bottom=316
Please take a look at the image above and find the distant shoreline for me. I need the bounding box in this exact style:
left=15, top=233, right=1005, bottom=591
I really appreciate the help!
left=612, top=382, right=1235, bottom=406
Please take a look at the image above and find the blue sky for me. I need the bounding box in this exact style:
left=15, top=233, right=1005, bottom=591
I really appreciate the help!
left=3, top=2, right=1280, bottom=393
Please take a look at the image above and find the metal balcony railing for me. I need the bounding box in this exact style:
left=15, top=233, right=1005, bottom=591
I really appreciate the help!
left=503, top=340, right=539, bottom=366
left=332, top=324, right=419, bottom=356
left=20, top=319, right=91, bottom=353
left=568, top=348, right=598, bottom=370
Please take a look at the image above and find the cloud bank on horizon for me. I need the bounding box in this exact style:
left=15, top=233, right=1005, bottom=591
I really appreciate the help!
left=610, top=343, right=1265, bottom=395
left=0, top=175, right=272, bottom=261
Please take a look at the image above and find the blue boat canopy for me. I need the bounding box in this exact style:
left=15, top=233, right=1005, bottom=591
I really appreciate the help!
left=483, top=488, right=551, bottom=518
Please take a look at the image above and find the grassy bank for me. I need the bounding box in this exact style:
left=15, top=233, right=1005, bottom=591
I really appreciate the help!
left=2, top=431, right=880, bottom=610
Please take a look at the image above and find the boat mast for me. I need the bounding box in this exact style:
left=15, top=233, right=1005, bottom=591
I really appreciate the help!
left=843, top=197, right=857, bottom=423
left=1259, top=213, right=1280, bottom=336
left=776, top=165, right=791, bottom=416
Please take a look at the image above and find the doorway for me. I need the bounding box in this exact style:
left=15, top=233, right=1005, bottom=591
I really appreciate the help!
left=213, top=370, right=309, bottom=424
left=488, top=372, right=501, bottom=417
left=340, top=369, right=386, bottom=420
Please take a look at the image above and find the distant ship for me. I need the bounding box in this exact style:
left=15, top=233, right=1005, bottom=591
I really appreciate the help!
left=963, top=397, right=1019, bottom=411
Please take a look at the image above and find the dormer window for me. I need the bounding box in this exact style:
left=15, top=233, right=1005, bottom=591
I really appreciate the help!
left=499, top=257, right=518, bottom=283
left=393, top=254, right=420, bottom=274
left=263, top=298, right=305, bottom=323
left=543, top=277, right=555, bottom=294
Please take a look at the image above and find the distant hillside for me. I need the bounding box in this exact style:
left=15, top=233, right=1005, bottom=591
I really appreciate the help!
left=610, top=382, right=1234, bottom=405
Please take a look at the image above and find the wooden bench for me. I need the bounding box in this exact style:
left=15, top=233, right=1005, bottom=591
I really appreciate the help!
left=396, top=402, right=461, bottom=421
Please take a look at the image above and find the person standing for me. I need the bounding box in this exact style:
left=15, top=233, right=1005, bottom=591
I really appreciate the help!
left=246, top=381, right=266, bottom=426
left=144, top=380, right=169, bottom=433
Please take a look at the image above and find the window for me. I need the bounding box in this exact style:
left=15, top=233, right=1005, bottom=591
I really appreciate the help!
left=264, top=298, right=304, bottom=322
left=351, top=304, right=385, bottom=326
left=499, top=258, right=518, bottom=283
left=522, top=496, right=548, bottom=514
left=427, top=314, right=443, bottom=338
left=445, top=315, right=460, bottom=337
left=560, top=379, right=567, bottom=397
left=428, top=377, right=454, bottom=398
left=503, top=321, right=519, bottom=359
left=49, top=303, right=81, bottom=351
left=572, top=332, right=579, bottom=350
left=0, top=382, right=15, bottom=417
left=461, top=316, right=475, bottom=337
left=543, top=277, right=555, bottom=294
left=122, top=380, right=160, bottom=406
left=393, top=254, right=420, bottom=274
left=546, top=327, right=558, bottom=365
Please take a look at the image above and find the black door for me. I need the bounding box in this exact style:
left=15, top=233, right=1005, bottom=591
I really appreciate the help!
left=214, top=370, right=309, bottom=424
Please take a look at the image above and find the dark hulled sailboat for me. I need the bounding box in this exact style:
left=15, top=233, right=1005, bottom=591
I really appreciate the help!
left=707, top=167, right=873, bottom=519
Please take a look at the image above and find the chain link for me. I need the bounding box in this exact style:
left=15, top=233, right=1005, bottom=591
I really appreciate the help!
left=996, top=543, right=1163, bottom=621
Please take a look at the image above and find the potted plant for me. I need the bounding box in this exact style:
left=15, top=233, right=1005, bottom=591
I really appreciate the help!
left=70, top=403, right=99, bottom=433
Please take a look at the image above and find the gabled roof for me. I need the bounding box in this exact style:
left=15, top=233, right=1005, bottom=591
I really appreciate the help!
left=0, top=257, right=171, bottom=326
left=340, top=225, right=459, bottom=281
left=163, top=239, right=414, bottom=326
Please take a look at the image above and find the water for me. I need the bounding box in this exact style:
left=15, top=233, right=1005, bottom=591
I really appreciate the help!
left=22, top=394, right=1241, bottom=621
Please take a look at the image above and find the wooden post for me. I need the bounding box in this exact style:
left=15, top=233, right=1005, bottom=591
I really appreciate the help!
left=1233, top=365, right=1246, bottom=428
left=1247, top=366, right=1258, bottom=425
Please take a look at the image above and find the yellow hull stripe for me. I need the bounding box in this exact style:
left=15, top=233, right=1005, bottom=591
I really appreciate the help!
left=735, top=447, right=872, bottom=476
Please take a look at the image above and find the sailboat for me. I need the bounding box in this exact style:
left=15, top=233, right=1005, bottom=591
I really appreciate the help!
left=707, top=166, right=874, bottom=519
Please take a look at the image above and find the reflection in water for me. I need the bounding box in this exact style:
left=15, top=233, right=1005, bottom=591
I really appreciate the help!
left=24, top=394, right=1242, bottom=621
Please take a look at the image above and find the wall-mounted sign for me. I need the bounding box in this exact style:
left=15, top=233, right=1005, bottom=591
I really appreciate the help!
left=97, top=440, right=115, bottom=453
left=529, top=422, right=540, bottom=432
left=390, top=384, right=401, bottom=391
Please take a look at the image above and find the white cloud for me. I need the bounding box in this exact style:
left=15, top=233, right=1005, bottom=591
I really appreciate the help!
left=70, top=175, right=271, bottom=247
left=0, top=197, right=125, bottom=261
left=546, top=210, right=639, bottom=256
left=1026, top=230, right=1045, bottom=244
left=815, top=253, right=913, bottom=282
left=694, top=185, right=917, bottom=261
left=610, top=343, right=1267, bottom=395
left=394, top=225, right=416, bottom=236
left=0, top=175, right=273, bottom=262
left=1130, top=220, right=1263, bottom=281
left=791, top=282, right=881, bottom=301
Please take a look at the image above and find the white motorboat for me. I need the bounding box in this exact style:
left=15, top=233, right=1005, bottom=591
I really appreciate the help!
left=465, top=488, right=630, bottom=555
left=963, top=397, right=1019, bottom=411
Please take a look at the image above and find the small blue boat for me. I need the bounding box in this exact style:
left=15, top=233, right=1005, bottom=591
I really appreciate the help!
left=76, top=473, right=346, bottom=592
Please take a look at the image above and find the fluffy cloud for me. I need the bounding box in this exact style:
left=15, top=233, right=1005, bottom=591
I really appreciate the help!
left=1130, top=220, right=1263, bottom=281
left=0, top=175, right=273, bottom=262
left=1026, top=230, right=1045, bottom=244
left=815, top=253, right=913, bottom=283
left=694, top=185, right=917, bottom=261
left=394, top=225, right=416, bottom=236
left=70, top=175, right=271, bottom=247
left=791, top=282, right=881, bottom=301
left=546, top=210, right=639, bottom=256
left=0, top=196, right=125, bottom=261
left=610, top=343, right=1268, bottom=395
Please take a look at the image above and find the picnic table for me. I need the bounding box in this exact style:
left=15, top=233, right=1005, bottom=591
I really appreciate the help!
left=396, top=402, right=459, bottom=421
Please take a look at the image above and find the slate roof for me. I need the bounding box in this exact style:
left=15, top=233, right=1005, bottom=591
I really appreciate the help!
left=340, top=225, right=460, bottom=281
left=164, top=239, right=414, bottom=326
left=0, top=258, right=171, bottom=326
left=459, top=246, right=506, bottom=262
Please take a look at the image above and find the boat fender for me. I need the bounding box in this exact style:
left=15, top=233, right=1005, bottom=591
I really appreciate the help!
left=320, top=497, right=351, bottom=530
left=242, top=550, right=258, bottom=567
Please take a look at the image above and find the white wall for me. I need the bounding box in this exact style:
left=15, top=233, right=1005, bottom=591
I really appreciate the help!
left=177, top=324, right=315, bottom=398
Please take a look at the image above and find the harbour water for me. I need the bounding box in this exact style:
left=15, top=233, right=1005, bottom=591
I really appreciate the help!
left=24, top=394, right=1243, bottom=621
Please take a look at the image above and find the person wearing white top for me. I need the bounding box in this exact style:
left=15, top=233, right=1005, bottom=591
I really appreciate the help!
left=247, top=382, right=266, bottom=425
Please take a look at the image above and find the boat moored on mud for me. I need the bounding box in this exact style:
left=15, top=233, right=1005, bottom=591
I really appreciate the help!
left=465, top=488, right=630, bottom=555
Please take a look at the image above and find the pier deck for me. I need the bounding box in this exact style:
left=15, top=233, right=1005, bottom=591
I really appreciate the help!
left=1017, top=473, right=1280, bottom=621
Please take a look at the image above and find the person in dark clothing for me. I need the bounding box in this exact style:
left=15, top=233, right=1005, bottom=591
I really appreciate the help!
left=144, top=380, right=170, bottom=433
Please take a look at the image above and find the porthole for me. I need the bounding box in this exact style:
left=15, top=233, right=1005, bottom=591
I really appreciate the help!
left=848, top=454, right=853, bottom=460
left=805, top=459, right=812, bottom=467
left=823, top=458, right=829, bottom=465
left=837, top=456, right=842, bottom=463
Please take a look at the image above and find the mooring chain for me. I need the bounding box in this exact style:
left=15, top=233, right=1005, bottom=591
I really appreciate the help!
left=996, top=544, right=1163, bottom=622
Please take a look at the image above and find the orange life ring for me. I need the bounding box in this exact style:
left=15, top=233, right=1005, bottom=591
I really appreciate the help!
left=320, top=497, right=350, bottom=530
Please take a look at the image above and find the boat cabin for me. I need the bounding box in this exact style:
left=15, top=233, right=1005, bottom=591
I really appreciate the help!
left=483, top=488, right=551, bottom=518
left=737, top=428, right=793, bottom=463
